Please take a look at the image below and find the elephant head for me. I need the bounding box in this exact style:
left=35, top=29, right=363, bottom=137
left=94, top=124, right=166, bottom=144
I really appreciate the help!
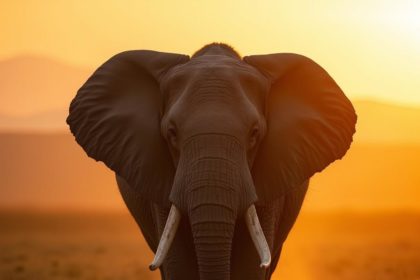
left=67, top=43, right=356, bottom=280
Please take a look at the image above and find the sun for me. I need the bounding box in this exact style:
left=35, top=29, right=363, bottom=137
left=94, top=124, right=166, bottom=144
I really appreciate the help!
left=357, top=1, right=420, bottom=39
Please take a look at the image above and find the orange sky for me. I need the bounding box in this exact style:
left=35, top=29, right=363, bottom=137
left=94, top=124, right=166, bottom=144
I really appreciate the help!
left=0, top=1, right=419, bottom=213
left=1, top=6, right=418, bottom=278
left=1, top=0, right=420, bottom=106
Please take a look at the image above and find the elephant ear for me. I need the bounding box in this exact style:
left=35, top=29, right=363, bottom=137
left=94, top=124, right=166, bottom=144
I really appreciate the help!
left=244, top=53, right=357, bottom=202
left=67, top=50, right=189, bottom=205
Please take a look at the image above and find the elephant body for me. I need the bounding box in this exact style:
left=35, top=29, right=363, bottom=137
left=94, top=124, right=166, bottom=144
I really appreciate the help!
left=117, top=175, right=308, bottom=279
left=67, top=43, right=356, bottom=280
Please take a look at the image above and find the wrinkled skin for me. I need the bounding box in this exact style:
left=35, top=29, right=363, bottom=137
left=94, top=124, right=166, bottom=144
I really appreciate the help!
left=67, top=43, right=356, bottom=280
left=118, top=176, right=307, bottom=280
left=118, top=51, right=308, bottom=279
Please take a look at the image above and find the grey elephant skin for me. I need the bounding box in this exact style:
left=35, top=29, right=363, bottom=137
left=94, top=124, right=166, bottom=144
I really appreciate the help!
left=67, top=43, right=357, bottom=280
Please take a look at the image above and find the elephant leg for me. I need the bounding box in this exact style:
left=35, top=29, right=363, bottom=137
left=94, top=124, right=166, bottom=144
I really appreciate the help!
left=230, top=197, right=283, bottom=280
left=267, top=244, right=282, bottom=277
left=151, top=202, right=199, bottom=279
left=117, top=175, right=199, bottom=279
left=161, top=215, right=199, bottom=280
left=116, top=175, right=159, bottom=252
left=269, top=183, right=309, bottom=277
left=231, top=182, right=308, bottom=280
left=273, top=183, right=308, bottom=248
left=257, top=197, right=286, bottom=279
left=231, top=216, right=265, bottom=280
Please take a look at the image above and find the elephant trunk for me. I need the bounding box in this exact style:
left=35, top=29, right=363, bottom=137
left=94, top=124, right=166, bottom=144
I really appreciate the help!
left=187, top=156, right=238, bottom=280
left=169, top=134, right=258, bottom=279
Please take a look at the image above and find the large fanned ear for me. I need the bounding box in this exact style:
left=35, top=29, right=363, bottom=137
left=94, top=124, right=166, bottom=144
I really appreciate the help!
left=244, top=53, right=357, bottom=202
left=67, top=50, right=189, bottom=205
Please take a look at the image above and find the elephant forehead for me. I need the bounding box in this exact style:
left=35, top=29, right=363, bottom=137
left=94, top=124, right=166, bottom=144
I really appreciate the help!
left=161, top=55, right=268, bottom=119
left=166, top=55, right=262, bottom=83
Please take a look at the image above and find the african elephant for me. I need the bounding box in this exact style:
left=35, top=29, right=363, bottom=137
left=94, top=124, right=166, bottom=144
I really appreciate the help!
left=67, top=43, right=356, bottom=280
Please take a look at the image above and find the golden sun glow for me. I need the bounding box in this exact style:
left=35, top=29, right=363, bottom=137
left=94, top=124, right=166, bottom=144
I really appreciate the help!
left=372, top=2, right=420, bottom=35
left=0, top=1, right=420, bottom=107
left=1, top=3, right=419, bottom=279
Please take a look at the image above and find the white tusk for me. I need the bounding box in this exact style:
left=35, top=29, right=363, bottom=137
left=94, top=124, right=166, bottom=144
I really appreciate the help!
left=244, top=204, right=271, bottom=269
left=149, top=204, right=181, bottom=271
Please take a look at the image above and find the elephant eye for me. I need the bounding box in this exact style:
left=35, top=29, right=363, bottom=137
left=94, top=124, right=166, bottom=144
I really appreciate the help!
left=249, top=126, right=260, bottom=149
left=167, top=127, right=178, bottom=148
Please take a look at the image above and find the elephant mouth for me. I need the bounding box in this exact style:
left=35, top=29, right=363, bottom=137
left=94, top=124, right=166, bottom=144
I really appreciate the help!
left=149, top=203, right=271, bottom=271
left=149, top=134, right=271, bottom=272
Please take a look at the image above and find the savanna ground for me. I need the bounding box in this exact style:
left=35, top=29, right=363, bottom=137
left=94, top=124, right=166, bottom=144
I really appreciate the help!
left=0, top=210, right=419, bottom=280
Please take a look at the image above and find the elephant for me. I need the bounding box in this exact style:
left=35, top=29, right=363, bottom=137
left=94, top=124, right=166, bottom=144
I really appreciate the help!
left=66, top=43, right=357, bottom=280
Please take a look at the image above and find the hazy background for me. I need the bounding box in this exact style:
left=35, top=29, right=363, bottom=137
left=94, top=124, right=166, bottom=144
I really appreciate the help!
left=0, top=1, right=419, bottom=279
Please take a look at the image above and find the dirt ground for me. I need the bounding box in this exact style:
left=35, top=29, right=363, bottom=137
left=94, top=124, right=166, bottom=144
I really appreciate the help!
left=1, top=210, right=419, bottom=280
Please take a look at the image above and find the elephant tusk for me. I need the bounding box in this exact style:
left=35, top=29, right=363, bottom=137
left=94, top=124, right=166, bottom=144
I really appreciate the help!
left=244, top=204, right=271, bottom=269
left=149, top=204, right=181, bottom=271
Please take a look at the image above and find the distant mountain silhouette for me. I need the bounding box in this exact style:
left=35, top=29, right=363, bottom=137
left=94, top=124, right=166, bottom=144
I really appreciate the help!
left=354, top=100, right=420, bottom=144
left=0, top=55, right=91, bottom=116
left=0, top=132, right=121, bottom=211
left=0, top=109, right=67, bottom=131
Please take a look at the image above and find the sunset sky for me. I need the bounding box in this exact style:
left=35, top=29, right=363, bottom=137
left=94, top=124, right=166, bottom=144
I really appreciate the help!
left=1, top=0, right=419, bottom=107
left=1, top=4, right=419, bottom=278
left=1, top=1, right=419, bottom=213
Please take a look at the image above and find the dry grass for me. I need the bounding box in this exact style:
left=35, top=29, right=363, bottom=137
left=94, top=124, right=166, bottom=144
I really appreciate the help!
left=1, top=210, right=419, bottom=280
left=0, top=211, right=157, bottom=280
left=273, top=211, right=420, bottom=280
